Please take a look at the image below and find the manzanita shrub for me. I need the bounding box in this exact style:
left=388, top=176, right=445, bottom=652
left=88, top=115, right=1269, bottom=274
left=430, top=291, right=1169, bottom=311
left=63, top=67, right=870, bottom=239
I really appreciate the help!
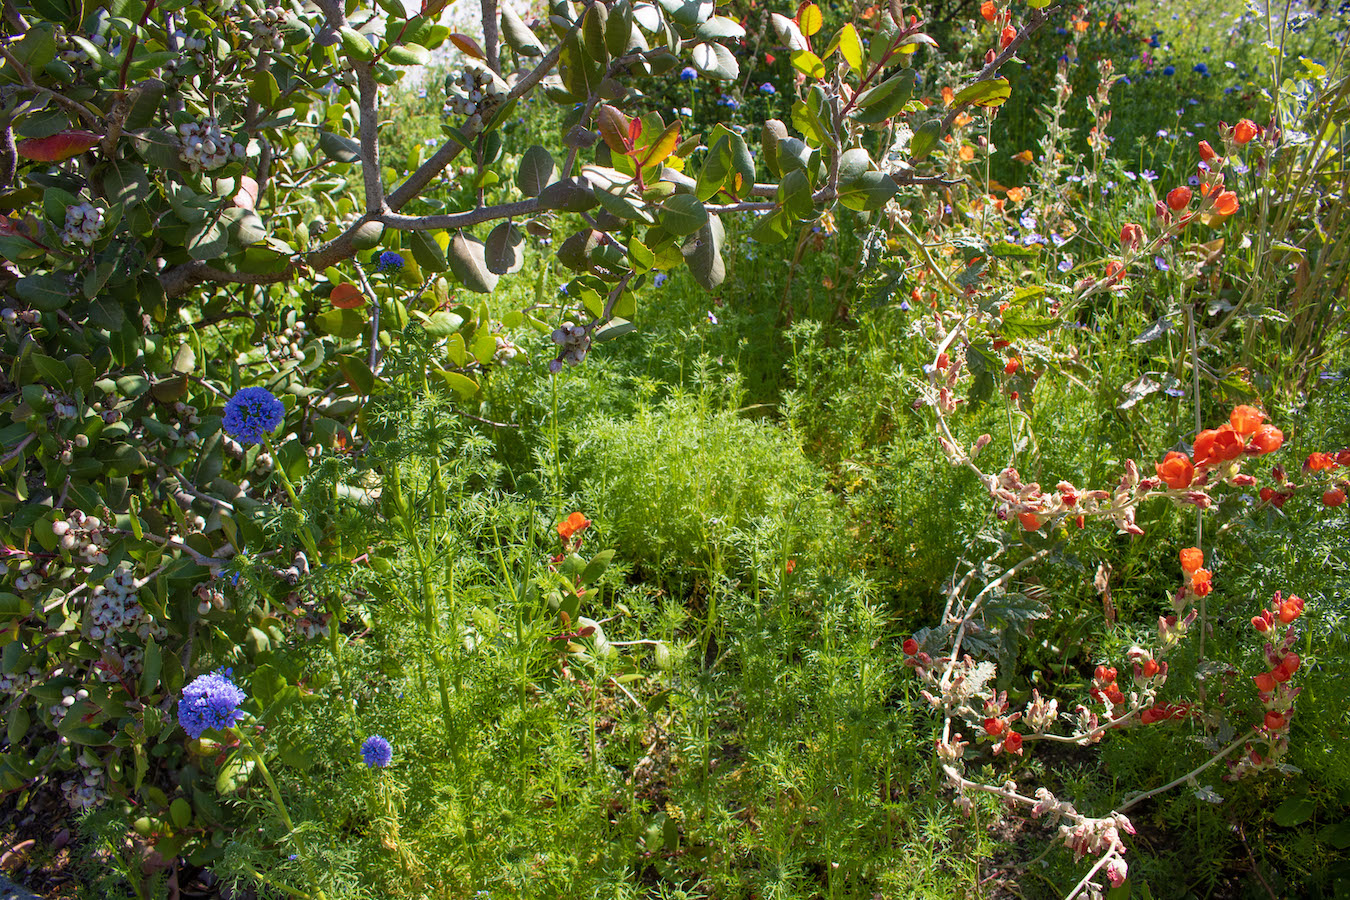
left=0, top=0, right=1344, bottom=892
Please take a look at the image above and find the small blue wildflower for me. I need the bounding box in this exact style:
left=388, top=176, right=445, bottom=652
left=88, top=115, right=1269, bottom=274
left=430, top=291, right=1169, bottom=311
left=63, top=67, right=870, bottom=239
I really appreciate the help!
left=1156, top=129, right=1170, bottom=138
left=1057, top=258, right=1073, bottom=273
left=1123, top=170, right=1138, bottom=181
left=1141, top=169, right=1158, bottom=182
left=706, top=310, right=718, bottom=325
left=374, top=251, right=404, bottom=272
left=179, top=670, right=246, bottom=739
left=1056, top=26, right=1067, bottom=35
left=759, top=82, right=776, bottom=94
left=1154, top=256, right=1169, bottom=271
left=1022, top=232, right=1046, bottom=246
left=361, top=735, right=393, bottom=768
left=1187, top=175, right=1200, bottom=186
left=1193, top=63, right=1209, bottom=76
left=1163, top=65, right=1176, bottom=76
left=1050, top=233, right=1068, bottom=247
left=653, top=272, right=667, bottom=288
left=898, top=299, right=911, bottom=312
left=1119, top=76, right=1132, bottom=85
left=1233, top=162, right=1250, bottom=175
left=680, top=66, right=697, bottom=81
left=222, top=387, right=284, bottom=445
left=1165, top=386, right=1186, bottom=398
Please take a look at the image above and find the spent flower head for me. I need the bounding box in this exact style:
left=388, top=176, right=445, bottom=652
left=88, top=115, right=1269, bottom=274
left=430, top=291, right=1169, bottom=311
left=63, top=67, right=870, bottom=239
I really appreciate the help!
left=179, top=669, right=246, bottom=739
left=222, top=387, right=285, bottom=445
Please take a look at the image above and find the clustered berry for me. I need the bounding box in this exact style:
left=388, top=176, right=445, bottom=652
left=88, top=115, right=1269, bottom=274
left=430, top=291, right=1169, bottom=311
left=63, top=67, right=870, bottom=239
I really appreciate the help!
left=61, top=202, right=104, bottom=247
left=178, top=118, right=246, bottom=173
left=248, top=6, right=287, bottom=50
left=444, top=66, right=508, bottom=130
left=548, top=321, right=591, bottom=373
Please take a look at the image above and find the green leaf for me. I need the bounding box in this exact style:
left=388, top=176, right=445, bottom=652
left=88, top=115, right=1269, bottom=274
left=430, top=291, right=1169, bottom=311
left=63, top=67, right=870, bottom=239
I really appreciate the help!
left=410, top=230, right=448, bottom=272
left=582, top=549, right=615, bottom=583
left=485, top=222, right=524, bottom=275
left=186, top=218, right=227, bottom=261
left=318, top=131, right=361, bottom=164
left=909, top=120, right=941, bottom=161
left=517, top=145, right=555, bottom=196
left=502, top=1, right=545, bottom=56
left=340, top=25, right=376, bottom=61
left=681, top=213, right=724, bottom=290
left=852, top=69, right=914, bottom=124
left=434, top=369, right=479, bottom=398
left=691, top=41, right=738, bottom=81
left=385, top=42, right=429, bottom=65
left=953, top=77, right=1012, bottom=108
left=1273, top=796, right=1316, bottom=827
left=836, top=148, right=897, bottom=211
left=16, top=274, right=71, bottom=311
left=790, top=49, right=825, bottom=79
left=447, top=230, right=499, bottom=293
left=316, top=308, right=368, bottom=339
left=215, top=751, right=255, bottom=794
left=249, top=70, right=280, bottom=107
left=660, top=194, right=709, bottom=237
left=140, top=639, right=162, bottom=696
left=826, top=23, right=863, bottom=73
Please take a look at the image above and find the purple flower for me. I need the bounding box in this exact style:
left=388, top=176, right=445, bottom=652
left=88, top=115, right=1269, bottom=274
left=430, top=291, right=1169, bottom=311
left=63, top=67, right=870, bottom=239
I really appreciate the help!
left=1193, top=63, right=1209, bottom=75
left=374, top=251, right=404, bottom=272
left=653, top=272, right=667, bottom=288
left=680, top=66, right=697, bottom=81
left=178, top=670, right=246, bottom=739
left=1154, top=256, right=1169, bottom=271
left=1057, top=258, right=1073, bottom=273
left=899, top=299, right=911, bottom=311
left=1163, top=65, right=1176, bottom=76
left=1141, top=169, right=1158, bottom=182
left=361, top=735, right=393, bottom=768
left=222, top=387, right=284, bottom=445
left=759, top=82, right=776, bottom=94
left=1187, top=175, right=1200, bottom=186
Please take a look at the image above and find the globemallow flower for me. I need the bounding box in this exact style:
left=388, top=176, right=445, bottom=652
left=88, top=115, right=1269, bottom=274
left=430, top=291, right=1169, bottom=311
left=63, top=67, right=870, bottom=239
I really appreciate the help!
left=179, top=670, right=246, bottom=739
left=361, top=735, right=393, bottom=768
left=222, top=386, right=285, bottom=445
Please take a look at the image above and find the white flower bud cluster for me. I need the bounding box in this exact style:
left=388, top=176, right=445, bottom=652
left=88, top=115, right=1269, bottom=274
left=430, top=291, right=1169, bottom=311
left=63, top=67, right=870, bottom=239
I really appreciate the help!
left=195, top=581, right=228, bottom=616
left=10, top=553, right=45, bottom=592
left=1, top=307, right=40, bottom=327
left=144, top=400, right=202, bottom=451
left=48, top=685, right=89, bottom=727
left=249, top=6, right=286, bottom=50
left=178, top=118, right=246, bottom=173
left=271, top=320, right=308, bottom=361
left=61, top=202, right=104, bottom=247
left=44, top=387, right=79, bottom=419
left=52, top=511, right=111, bottom=566
left=494, top=335, right=522, bottom=364
left=173, top=29, right=208, bottom=53
left=86, top=566, right=148, bottom=645
left=548, top=321, right=591, bottom=373
left=444, top=66, right=507, bottom=129
left=61, top=749, right=105, bottom=810
left=0, top=665, right=42, bottom=693
left=58, top=434, right=89, bottom=465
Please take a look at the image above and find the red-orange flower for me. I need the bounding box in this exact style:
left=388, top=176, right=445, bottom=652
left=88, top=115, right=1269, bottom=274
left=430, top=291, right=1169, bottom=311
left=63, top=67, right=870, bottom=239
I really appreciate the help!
left=1155, top=451, right=1195, bottom=489
left=999, top=23, right=1016, bottom=48
left=1002, top=731, right=1023, bottom=754
left=1249, top=424, right=1283, bottom=455
left=1180, top=547, right=1204, bottom=573
left=1119, top=223, right=1144, bottom=250
left=1233, top=119, right=1258, bottom=144
left=1004, top=357, right=1020, bottom=376
left=1278, top=595, right=1305, bottom=623
left=1193, top=429, right=1221, bottom=465
left=557, top=511, right=591, bottom=540
left=1305, top=451, right=1338, bottom=471
left=984, top=717, right=1006, bottom=736
left=1253, top=671, right=1276, bottom=693
left=1264, top=710, right=1287, bottom=731
left=1230, top=405, right=1263, bottom=436
left=1018, top=511, right=1042, bottom=530
left=980, top=0, right=997, bottom=21
left=1198, top=140, right=1217, bottom=162
left=902, top=637, right=919, bottom=655
left=1166, top=186, right=1193, bottom=210
left=1324, top=488, right=1346, bottom=507
left=1213, top=190, right=1240, bottom=216
left=1191, top=568, right=1213, bottom=596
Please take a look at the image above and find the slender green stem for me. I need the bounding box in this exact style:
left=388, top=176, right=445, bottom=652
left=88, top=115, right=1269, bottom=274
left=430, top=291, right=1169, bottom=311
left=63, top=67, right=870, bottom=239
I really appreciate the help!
left=236, top=732, right=328, bottom=900
left=237, top=860, right=313, bottom=899
left=263, top=437, right=321, bottom=560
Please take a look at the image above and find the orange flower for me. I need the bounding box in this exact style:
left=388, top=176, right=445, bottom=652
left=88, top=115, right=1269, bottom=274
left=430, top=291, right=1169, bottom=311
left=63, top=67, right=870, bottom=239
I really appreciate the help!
left=1306, top=451, right=1338, bottom=471
left=984, top=717, right=1006, bottom=736
left=1179, top=547, right=1204, bottom=573
left=1119, top=223, right=1144, bottom=250
left=999, top=23, right=1016, bottom=48
left=1166, top=186, right=1192, bottom=210
left=1002, top=731, right=1023, bottom=754
left=1005, top=186, right=1025, bottom=203
left=1075, top=19, right=1088, bottom=31
left=1017, top=511, right=1042, bottom=530
left=1233, top=119, right=1258, bottom=144
left=1228, top=405, right=1262, bottom=436
left=1213, top=190, right=1240, bottom=216
left=1155, top=451, right=1195, bottom=489
left=557, top=511, right=591, bottom=540
left=902, top=637, right=919, bottom=655
left=980, top=0, right=997, bottom=21
left=959, top=144, right=976, bottom=162
left=1190, top=568, right=1213, bottom=596
left=1278, top=595, right=1305, bottom=623
left=1213, top=426, right=1245, bottom=461
left=1264, top=710, right=1286, bottom=731
left=941, top=85, right=954, bottom=106
left=1004, top=357, right=1020, bottom=375
left=1324, top=488, right=1346, bottom=507
left=1253, top=671, right=1276, bottom=693
left=1198, top=140, right=1217, bottom=162
left=1013, top=149, right=1034, bottom=164
left=1193, top=428, right=1221, bottom=464
left=786, top=558, right=796, bottom=573
left=1247, top=425, right=1282, bottom=454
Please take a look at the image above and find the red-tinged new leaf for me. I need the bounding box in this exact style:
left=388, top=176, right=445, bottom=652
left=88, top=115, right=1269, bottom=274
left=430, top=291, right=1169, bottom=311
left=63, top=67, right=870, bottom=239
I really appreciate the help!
left=637, top=121, right=680, bottom=170
left=628, top=116, right=643, bottom=146
left=17, top=131, right=101, bottom=162
left=330, top=283, right=366, bottom=309
left=449, top=33, right=486, bottom=59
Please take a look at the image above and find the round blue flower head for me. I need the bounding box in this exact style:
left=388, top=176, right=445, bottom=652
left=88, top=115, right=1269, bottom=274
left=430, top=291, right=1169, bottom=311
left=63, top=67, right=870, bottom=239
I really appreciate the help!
left=374, top=251, right=404, bottom=272
left=679, top=66, right=697, bottom=81
left=361, top=735, right=393, bottom=768
left=759, top=82, right=776, bottom=94
left=1162, top=65, right=1175, bottom=76
left=179, top=669, right=246, bottom=739
left=222, top=387, right=285, bottom=445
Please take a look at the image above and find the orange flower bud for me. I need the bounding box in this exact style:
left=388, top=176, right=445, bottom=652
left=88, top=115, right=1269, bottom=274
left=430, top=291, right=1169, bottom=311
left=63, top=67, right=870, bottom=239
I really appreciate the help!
left=1003, top=731, right=1023, bottom=753
left=1004, top=357, right=1020, bottom=375
left=1000, top=24, right=1016, bottom=48
left=1324, top=487, right=1346, bottom=507
left=1155, top=451, right=1195, bottom=489
left=1119, top=223, right=1144, bottom=250
left=984, top=717, right=1006, bottom=736
left=980, top=0, right=996, bottom=21
left=903, top=638, right=919, bottom=655
left=1166, top=186, right=1193, bottom=210
left=1198, top=140, right=1217, bottom=162
left=1234, top=119, right=1258, bottom=144
left=1180, top=547, right=1204, bottom=573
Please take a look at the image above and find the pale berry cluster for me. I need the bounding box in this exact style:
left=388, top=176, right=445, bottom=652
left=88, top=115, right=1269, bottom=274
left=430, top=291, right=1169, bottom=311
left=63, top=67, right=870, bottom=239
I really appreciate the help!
left=248, top=6, right=287, bottom=50
left=445, top=66, right=507, bottom=130
left=195, top=582, right=228, bottom=616
left=47, top=685, right=89, bottom=728
left=52, top=511, right=111, bottom=567
left=178, top=118, right=246, bottom=172
left=61, top=749, right=106, bottom=810
left=0, top=307, right=40, bottom=327
left=60, top=202, right=104, bottom=247
left=270, top=320, right=308, bottom=361
left=548, top=322, right=592, bottom=373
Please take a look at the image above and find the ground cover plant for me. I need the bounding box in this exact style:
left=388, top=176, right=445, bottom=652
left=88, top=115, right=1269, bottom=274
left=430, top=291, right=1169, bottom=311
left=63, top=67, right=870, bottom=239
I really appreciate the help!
left=0, top=0, right=1348, bottom=896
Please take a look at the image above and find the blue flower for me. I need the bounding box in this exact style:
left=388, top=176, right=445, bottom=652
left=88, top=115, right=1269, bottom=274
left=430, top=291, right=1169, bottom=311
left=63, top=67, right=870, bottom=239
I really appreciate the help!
left=1141, top=169, right=1158, bottom=182
left=1057, top=258, right=1073, bottom=273
left=653, top=273, right=667, bottom=288
left=222, top=387, right=284, bottom=445
left=1163, top=65, right=1175, bottom=76
left=680, top=66, right=697, bottom=81
left=362, top=735, right=393, bottom=768
left=374, top=251, right=404, bottom=272
left=1193, top=63, right=1209, bottom=75
left=759, top=82, right=776, bottom=94
left=898, top=299, right=911, bottom=311
left=179, top=670, right=246, bottom=739
left=1154, top=256, right=1169, bottom=271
